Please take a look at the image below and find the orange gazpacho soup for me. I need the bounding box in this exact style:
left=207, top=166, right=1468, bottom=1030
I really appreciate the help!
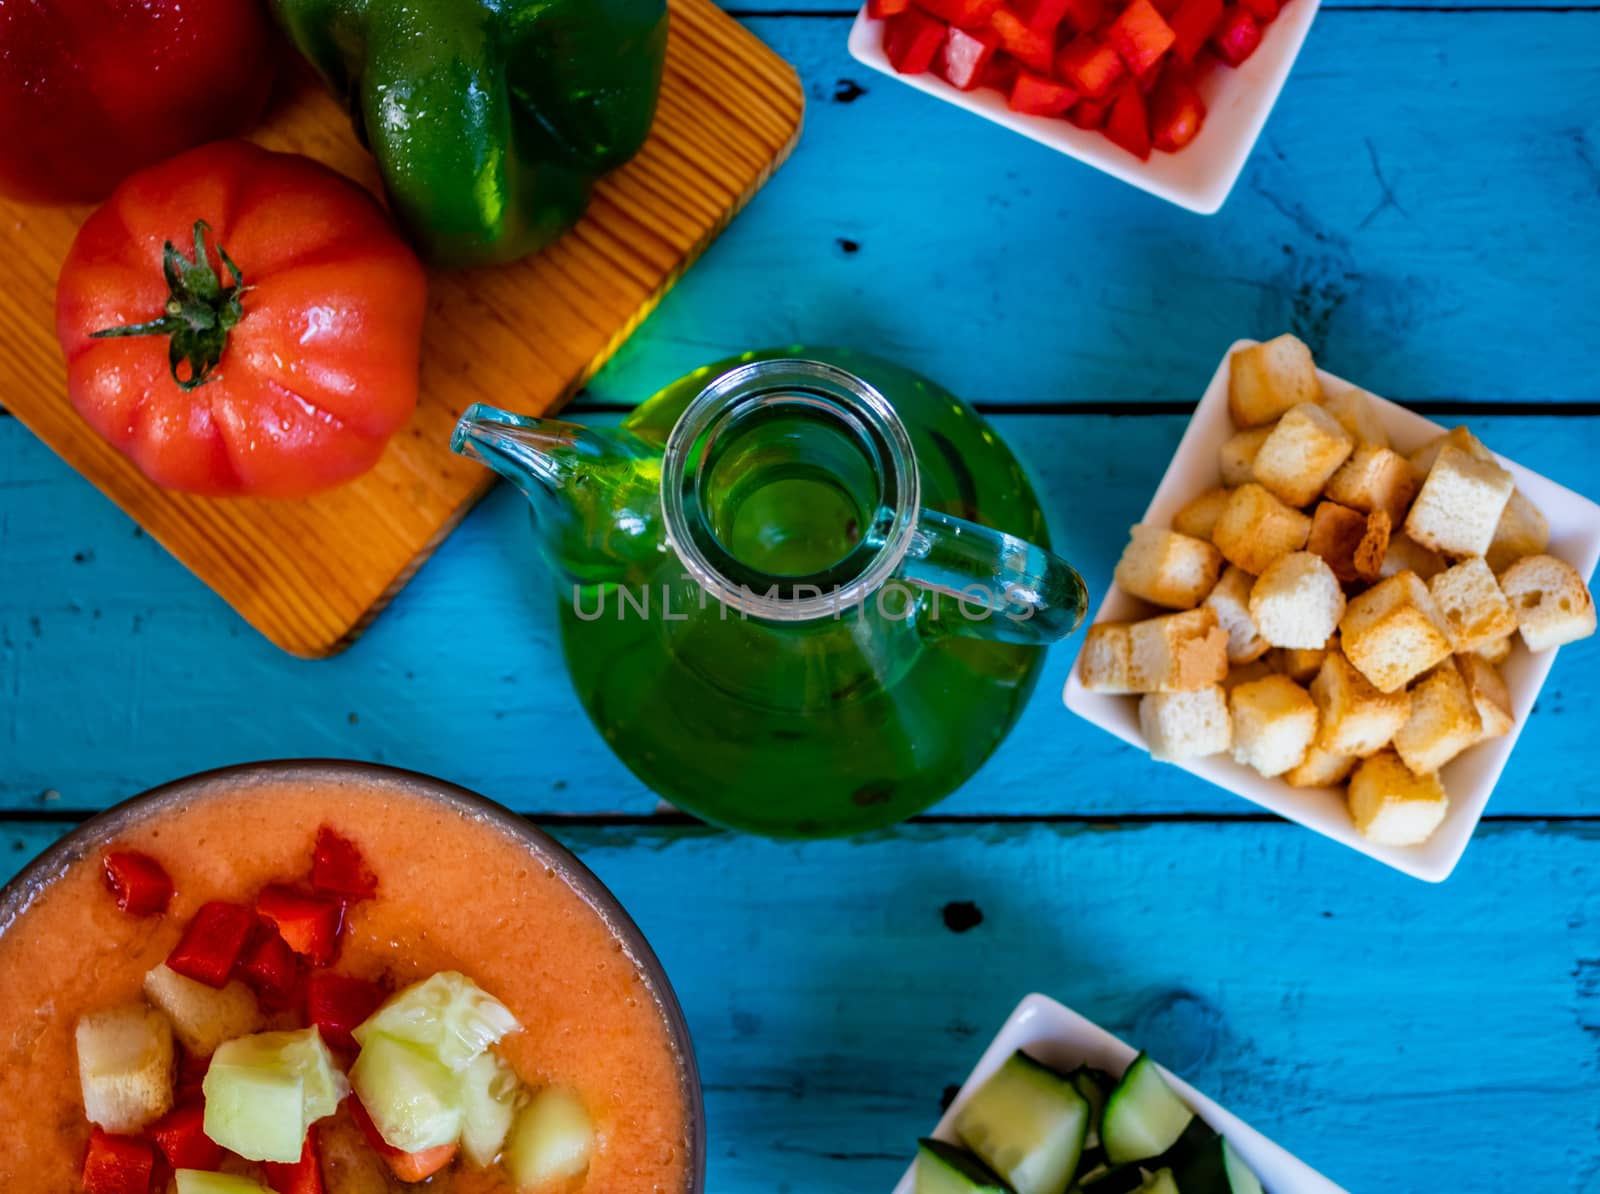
left=0, top=773, right=694, bottom=1193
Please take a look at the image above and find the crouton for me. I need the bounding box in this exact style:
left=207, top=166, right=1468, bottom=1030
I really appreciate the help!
left=1310, top=650, right=1410, bottom=757
left=1273, top=638, right=1335, bottom=684
left=1113, top=524, right=1224, bottom=610
left=1379, top=533, right=1446, bottom=582
left=1078, top=622, right=1136, bottom=693
left=1498, top=554, right=1598, bottom=651
left=1407, top=425, right=1495, bottom=480
left=1339, top=571, right=1454, bottom=693
left=1456, top=653, right=1515, bottom=742
left=143, top=963, right=263, bottom=1058
left=1222, top=659, right=1276, bottom=691
left=1347, top=750, right=1449, bottom=847
left=1404, top=445, right=1514, bottom=557
left=76, top=1003, right=175, bottom=1134
left=1393, top=659, right=1483, bottom=775
left=1173, top=487, right=1232, bottom=541
left=1220, top=427, right=1273, bottom=487
left=1428, top=558, right=1518, bottom=652
left=1307, top=501, right=1390, bottom=583
left=1249, top=553, right=1346, bottom=649
left=1485, top=489, right=1551, bottom=573
left=1139, top=686, right=1233, bottom=761
left=1320, top=386, right=1389, bottom=448
left=1325, top=445, right=1418, bottom=525
left=1251, top=404, right=1355, bottom=507
left=1473, top=633, right=1514, bottom=666
left=1228, top=675, right=1318, bottom=777
left=1285, top=742, right=1358, bottom=789
left=1203, top=566, right=1270, bottom=664
left=1129, top=608, right=1230, bottom=692
left=1212, top=484, right=1312, bottom=576
left=1229, top=334, right=1320, bottom=427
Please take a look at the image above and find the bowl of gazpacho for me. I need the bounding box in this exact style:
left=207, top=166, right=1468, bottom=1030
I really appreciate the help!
left=0, top=760, right=703, bottom=1194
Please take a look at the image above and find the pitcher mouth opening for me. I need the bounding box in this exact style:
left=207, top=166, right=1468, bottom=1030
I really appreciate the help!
left=661, top=359, right=921, bottom=622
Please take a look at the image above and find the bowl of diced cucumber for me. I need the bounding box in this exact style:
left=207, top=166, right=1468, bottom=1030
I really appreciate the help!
left=895, top=994, right=1348, bottom=1194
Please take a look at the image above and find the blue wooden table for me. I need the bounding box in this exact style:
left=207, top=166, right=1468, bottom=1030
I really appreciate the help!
left=3, top=2, right=1599, bottom=1189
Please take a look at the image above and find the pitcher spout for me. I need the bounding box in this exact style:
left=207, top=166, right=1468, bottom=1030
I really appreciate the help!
left=451, top=402, right=665, bottom=583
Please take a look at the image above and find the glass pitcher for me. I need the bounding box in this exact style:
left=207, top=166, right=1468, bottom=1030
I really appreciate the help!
left=452, top=348, right=1087, bottom=837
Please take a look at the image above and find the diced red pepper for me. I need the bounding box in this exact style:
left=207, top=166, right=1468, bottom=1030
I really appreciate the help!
left=869, top=0, right=913, bottom=15
left=988, top=7, right=1055, bottom=72
left=1103, top=80, right=1152, bottom=158
left=305, top=972, right=386, bottom=1053
left=349, top=1097, right=458, bottom=1183
left=264, top=1129, right=325, bottom=1194
left=1056, top=36, right=1126, bottom=98
left=884, top=8, right=949, bottom=72
left=914, top=0, right=1003, bottom=25
left=102, top=851, right=173, bottom=917
left=1150, top=68, right=1207, bottom=150
left=1136, top=58, right=1165, bottom=91
left=83, top=1128, right=154, bottom=1194
left=176, top=1051, right=209, bottom=1105
left=1167, top=0, right=1223, bottom=62
left=1210, top=5, right=1261, bottom=64
left=1150, top=0, right=1184, bottom=16
left=1067, top=92, right=1117, bottom=127
left=256, top=886, right=345, bottom=968
left=240, top=921, right=304, bottom=1011
left=1013, top=0, right=1075, bottom=35
left=149, top=1103, right=223, bottom=1171
left=309, top=826, right=378, bottom=902
left=939, top=25, right=1002, bottom=88
left=1106, top=0, right=1176, bottom=74
left=979, top=51, right=1022, bottom=91
left=1008, top=69, right=1079, bottom=114
left=166, top=901, right=256, bottom=988
left=1238, top=0, right=1279, bottom=22
left=1060, top=0, right=1106, bottom=32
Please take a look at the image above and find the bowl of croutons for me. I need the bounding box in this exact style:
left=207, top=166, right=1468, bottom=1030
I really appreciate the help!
left=1063, top=335, right=1600, bottom=881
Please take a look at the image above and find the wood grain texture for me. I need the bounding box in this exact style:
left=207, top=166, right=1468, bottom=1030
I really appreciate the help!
left=0, top=0, right=802, bottom=659
left=578, top=11, right=1600, bottom=411
left=4, top=411, right=1596, bottom=820
left=3, top=817, right=1597, bottom=1190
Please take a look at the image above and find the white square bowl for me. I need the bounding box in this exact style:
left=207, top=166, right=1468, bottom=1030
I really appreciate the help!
left=891, top=993, right=1349, bottom=1194
left=847, top=2, right=1320, bottom=214
left=1062, top=340, right=1600, bottom=883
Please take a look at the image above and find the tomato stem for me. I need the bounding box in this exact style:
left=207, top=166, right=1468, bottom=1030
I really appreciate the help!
left=91, top=220, right=248, bottom=392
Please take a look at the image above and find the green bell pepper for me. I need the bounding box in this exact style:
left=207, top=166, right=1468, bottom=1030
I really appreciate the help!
left=270, top=0, right=668, bottom=267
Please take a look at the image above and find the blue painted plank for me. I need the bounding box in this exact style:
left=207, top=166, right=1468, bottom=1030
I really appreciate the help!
left=577, top=11, right=1600, bottom=410
left=4, top=412, right=1597, bottom=822
left=3, top=817, right=1597, bottom=1190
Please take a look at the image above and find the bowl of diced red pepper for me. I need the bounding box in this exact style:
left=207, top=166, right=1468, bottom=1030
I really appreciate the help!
left=848, top=0, right=1319, bottom=212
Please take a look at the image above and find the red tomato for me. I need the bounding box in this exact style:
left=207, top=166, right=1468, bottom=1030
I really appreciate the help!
left=56, top=142, right=428, bottom=498
left=0, top=0, right=276, bottom=205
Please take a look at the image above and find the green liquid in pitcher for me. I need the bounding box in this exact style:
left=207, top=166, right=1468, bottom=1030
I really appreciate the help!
left=552, top=348, right=1054, bottom=838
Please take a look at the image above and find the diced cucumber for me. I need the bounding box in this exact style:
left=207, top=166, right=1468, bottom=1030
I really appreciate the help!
left=1174, top=1134, right=1266, bottom=1194
left=1135, top=1169, right=1179, bottom=1194
left=459, top=1049, right=522, bottom=1167
left=506, top=1087, right=595, bottom=1189
left=1102, top=1054, right=1195, bottom=1165
left=354, top=971, right=520, bottom=1072
left=350, top=1031, right=465, bottom=1153
left=1073, top=1163, right=1143, bottom=1194
left=914, top=1138, right=1015, bottom=1194
left=954, top=1052, right=1089, bottom=1194
left=203, top=1029, right=347, bottom=1162
left=174, top=1173, right=271, bottom=1194
left=1070, top=1069, right=1113, bottom=1149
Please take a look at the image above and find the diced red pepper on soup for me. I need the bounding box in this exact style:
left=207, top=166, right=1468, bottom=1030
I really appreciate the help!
left=256, top=885, right=345, bottom=968
left=240, top=920, right=305, bottom=1010
left=310, top=825, right=378, bottom=901
left=150, top=1102, right=224, bottom=1171
left=264, top=1129, right=326, bottom=1194
left=166, top=900, right=256, bottom=988
left=304, top=972, right=387, bottom=1052
left=102, top=851, right=173, bottom=917
left=82, top=1128, right=154, bottom=1194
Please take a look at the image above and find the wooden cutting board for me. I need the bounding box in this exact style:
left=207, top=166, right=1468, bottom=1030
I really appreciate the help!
left=0, top=0, right=803, bottom=658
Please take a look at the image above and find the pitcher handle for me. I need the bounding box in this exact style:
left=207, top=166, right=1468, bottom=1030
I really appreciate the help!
left=893, top=509, right=1088, bottom=646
